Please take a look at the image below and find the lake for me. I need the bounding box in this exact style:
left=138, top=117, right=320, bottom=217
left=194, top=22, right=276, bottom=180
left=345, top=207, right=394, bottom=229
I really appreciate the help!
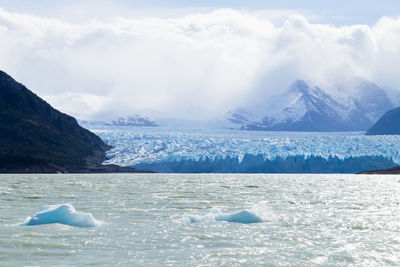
left=1, top=173, right=400, bottom=266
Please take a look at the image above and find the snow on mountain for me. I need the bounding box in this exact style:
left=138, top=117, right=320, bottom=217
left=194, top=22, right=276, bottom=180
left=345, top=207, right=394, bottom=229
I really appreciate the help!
left=384, top=87, right=400, bottom=107
left=232, top=78, right=394, bottom=132
left=111, top=115, right=158, bottom=127
left=332, top=77, right=395, bottom=124
left=78, top=119, right=109, bottom=127
left=79, top=115, right=158, bottom=127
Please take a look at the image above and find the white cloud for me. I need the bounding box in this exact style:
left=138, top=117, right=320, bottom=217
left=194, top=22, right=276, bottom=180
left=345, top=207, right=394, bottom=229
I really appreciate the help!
left=0, top=8, right=400, bottom=120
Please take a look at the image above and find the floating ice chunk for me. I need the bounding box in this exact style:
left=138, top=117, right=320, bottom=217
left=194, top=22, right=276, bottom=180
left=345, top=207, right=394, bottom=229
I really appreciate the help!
left=188, top=208, right=263, bottom=224
left=21, top=204, right=100, bottom=227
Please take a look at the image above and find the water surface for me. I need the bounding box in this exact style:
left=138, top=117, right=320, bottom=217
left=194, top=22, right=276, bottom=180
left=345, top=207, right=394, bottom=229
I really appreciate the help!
left=1, top=173, right=400, bottom=266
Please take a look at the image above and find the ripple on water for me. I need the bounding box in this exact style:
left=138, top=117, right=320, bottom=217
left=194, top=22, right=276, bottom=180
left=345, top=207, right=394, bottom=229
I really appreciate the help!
left=1, top=173, right=400, bottom=266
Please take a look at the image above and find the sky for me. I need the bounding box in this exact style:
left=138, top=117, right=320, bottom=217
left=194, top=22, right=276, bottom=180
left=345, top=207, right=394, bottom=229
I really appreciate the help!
left=1, top=0, right=400, bottom=120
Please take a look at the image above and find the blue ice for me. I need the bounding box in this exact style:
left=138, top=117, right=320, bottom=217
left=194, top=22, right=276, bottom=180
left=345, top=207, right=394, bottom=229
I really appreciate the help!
left=188, top=208, right=263, bottom=224
left=94, top=127, right=400, bottom=173
left=21, top=204, right=100, bottom=227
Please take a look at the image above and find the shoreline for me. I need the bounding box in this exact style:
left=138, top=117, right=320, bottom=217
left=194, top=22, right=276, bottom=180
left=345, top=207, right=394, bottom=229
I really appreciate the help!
left=0, top=163, right=153, bottom=174
left=358, top=166, right=400, bottom=174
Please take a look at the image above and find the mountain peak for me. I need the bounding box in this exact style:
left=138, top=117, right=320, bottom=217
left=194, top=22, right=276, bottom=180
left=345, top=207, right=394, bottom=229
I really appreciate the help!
left=231, top=77, right=394, bottom=132
left=0, top=70, right=24, bottom=92
left=288, top=79, right=325, bottom=98
left=289, top=79, right=309, bottom=93
left=0, top=70, right=10, bottom=78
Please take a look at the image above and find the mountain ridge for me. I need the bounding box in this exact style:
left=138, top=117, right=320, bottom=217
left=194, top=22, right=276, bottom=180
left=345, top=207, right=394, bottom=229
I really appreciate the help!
left=0, top=70, right=144, bottom=173
left=231, top=78, right=394, bottom=132
left=366, top=106, right=400, bottom=135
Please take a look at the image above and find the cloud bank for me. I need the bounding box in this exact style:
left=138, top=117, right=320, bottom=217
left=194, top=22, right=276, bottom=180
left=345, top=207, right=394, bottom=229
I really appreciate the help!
left=0, top=8, right=400, bottom=120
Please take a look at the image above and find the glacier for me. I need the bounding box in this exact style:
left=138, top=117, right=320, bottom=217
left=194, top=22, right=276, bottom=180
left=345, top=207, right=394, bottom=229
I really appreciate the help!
left=21, top=204, right=100, bottom=227
left=92, top=126, right=400, bottom=173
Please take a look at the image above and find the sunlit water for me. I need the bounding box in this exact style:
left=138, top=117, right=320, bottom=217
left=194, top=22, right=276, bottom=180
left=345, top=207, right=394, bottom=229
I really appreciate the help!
left=1, top=173, right=400, bottom=266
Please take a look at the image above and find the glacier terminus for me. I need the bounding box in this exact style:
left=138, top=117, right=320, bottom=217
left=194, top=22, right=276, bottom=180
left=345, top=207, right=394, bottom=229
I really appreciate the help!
left=92, top=126, right=400, bottom=173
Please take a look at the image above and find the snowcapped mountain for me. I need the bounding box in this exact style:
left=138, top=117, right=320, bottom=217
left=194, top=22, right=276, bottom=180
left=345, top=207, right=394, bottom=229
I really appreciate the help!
left=78, top=120, right=109, bottom=127
left=231, top=79, right=394, bottom=132
left=333, top=77, right=395, bottom=127
left=111, top=115, right=158, bottom=127
left=79, top=115, right=158, bottom=128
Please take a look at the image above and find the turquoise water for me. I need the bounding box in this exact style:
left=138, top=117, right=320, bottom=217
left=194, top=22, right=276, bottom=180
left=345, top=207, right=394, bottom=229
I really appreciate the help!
left=1, top=174, right=400, bottom=266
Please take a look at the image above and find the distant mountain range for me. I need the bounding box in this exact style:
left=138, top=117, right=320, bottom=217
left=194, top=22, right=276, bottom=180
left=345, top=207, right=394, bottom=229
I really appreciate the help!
left=80, top=115, right=158, bottom=127
left=78, top=77, right=396, bottom=133
left=112, top=115, right=158, bottom=126
left=229, top=79, right=394, bottom=132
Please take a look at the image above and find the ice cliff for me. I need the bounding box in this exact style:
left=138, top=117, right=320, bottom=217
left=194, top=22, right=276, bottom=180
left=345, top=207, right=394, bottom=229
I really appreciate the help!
left=93, top=127, right=400, bottom=173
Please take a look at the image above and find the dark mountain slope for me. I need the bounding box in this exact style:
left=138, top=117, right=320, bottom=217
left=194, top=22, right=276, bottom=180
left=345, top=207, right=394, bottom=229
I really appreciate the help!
left=358, top=166, right=400, bottom=174
left=367, top=106, right=400, bottom=135
left=0, top=70, right=142, bottom=173
left=359, top=106, right=400, bottom=173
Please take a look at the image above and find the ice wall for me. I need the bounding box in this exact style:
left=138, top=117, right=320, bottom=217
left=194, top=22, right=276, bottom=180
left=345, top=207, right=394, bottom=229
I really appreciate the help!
left=134, top=154, right=395, bottom=173
left=92, top=127, right=400, bottom=173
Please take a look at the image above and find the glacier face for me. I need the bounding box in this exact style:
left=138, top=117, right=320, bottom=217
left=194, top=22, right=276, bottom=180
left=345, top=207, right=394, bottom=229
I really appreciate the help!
left=93, top=126, right=400, bottom=173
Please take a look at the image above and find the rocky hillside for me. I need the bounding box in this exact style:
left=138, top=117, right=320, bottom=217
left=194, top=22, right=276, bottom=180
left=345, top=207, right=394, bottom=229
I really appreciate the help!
left=0, top=70, right=142, bottom=173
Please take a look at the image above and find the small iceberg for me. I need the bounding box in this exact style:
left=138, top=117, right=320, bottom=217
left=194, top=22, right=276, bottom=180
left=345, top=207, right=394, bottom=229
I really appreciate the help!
left=21, top=204, right=100, bottom=227
left=187, top=208, right=263, bottom=224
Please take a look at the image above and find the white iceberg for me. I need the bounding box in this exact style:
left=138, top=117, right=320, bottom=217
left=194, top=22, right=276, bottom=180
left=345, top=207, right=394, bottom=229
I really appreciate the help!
left=21, top=204, right=100, bottom=227
left=187, top=208, right=263, bottom=224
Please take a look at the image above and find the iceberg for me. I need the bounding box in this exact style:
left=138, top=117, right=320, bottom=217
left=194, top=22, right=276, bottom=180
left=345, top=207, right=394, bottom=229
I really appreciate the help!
left=187, top=208, right=263, bottom=224
left=21, top=204, right=100, bottom=227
